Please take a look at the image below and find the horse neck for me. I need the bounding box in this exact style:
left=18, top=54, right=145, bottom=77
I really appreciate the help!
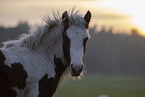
left=36, top=24, right=67, bottom=75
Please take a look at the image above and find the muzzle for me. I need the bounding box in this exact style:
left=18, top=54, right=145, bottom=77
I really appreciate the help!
left=70, top=64, right=83, bottom=76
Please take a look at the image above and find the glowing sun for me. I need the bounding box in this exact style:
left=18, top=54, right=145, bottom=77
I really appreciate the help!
left=91, top=0, right=145, bottom=36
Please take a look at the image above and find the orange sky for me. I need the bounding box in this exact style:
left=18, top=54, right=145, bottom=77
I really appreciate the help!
left=0, top=0, right=144, bottom=35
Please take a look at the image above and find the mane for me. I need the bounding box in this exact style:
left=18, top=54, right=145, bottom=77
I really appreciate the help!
left=2, top=9, right=87, bottom=49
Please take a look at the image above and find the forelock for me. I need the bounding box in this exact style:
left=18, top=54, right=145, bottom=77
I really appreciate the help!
left=69, top=14, right=87, bottom=28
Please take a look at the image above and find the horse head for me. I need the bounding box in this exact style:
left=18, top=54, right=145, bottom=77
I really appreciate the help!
left=62, top=10, right=91, bottom=76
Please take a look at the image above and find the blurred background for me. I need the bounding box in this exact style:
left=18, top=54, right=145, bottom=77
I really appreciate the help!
left=0, top=0, right=145, bottom=97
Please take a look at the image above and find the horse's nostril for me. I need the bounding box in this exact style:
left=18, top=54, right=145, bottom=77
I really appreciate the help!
left=71, top=64, right=75, bottom=73
left=71, top=64, right=83, bottom=74
left=70, top=64, right=83, bottom=76
left=79, top=67, right=83, bottom=73
left=71, top=64, right=73, bottom=69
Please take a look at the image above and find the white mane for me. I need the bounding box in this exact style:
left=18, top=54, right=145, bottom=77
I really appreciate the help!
left=2, top=9, right=87, bottom=49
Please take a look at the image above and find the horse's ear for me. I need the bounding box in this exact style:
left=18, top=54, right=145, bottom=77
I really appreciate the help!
left=62, top=11, right=68, bottom=19
left=62, top=11, right=69, bottom=30
left=84, top=10, right=91, bottom=24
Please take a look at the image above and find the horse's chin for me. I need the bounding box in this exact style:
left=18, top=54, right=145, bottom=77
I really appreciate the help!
left=71, top=73, right=83, bottom=79
left=71, top=74, right=80, bottom=77
left=72, top=75, right=81, bottom=79
left=70, top=70, right=82, bottom=77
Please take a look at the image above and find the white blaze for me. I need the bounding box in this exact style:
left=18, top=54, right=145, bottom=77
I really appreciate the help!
left=66, top=26, right=89, bottom=68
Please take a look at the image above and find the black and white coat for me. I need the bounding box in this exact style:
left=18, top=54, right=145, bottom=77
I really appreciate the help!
left=0, top=10, right=91, bottom=97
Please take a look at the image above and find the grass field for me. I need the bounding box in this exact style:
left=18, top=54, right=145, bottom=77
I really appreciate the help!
left=54, top=75, right=145, bottom=97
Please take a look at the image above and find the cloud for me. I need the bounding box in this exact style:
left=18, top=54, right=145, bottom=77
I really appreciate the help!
left=94, top=13, right=130, bottom=20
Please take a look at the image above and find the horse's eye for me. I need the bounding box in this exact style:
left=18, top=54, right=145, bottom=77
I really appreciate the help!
left=84, top=37, right=88, bottom=43
left=85, top=37, right=88, bottom=40
left=83, top=37, right=88, bottom=52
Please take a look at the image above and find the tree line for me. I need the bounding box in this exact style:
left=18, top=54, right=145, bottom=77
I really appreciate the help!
left=0, top=22, right=145, bottom=76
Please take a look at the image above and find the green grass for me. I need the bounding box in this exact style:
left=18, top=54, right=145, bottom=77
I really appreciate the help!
left=54, top=75, right=145, bottom=97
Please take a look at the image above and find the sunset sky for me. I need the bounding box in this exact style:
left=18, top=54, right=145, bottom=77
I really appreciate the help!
left=0, top=0, right=145, bottom=35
